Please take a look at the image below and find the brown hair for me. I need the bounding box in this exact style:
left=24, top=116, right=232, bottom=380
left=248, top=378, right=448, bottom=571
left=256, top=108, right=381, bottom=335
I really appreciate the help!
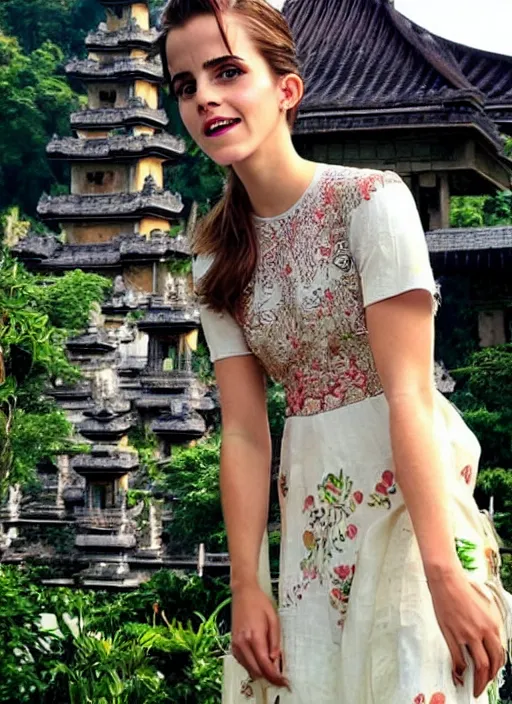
left=157, top=0, right=302, bottom=316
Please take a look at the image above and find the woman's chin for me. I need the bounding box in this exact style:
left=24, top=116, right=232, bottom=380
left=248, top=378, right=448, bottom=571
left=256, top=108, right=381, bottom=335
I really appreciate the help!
left=203, top=144, right=254, bottom=168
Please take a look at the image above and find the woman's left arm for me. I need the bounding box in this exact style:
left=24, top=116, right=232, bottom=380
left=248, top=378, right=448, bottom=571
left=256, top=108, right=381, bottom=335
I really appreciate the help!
left=365, top=289, right=457, bottom=574
left=366, top=290, right=504, bottom=696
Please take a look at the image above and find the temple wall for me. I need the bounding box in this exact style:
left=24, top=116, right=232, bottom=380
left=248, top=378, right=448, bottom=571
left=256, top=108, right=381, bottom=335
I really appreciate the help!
left=139, top=216, right=171, bottom=236
left=72, top=163, right=130, bottom=195
left=106, top=6, right=130, bottom=31
left=133, top=126, right=155, bottom=136
left=124, top=264, right=154, bottom=293
left=76, top=130, right=110, bottom=140
left=65, top=222, right=133, bottom=245
left=135, top=80, right=158, bottom=110
left=131, top=4, right=150, bottom=31
left=134, top=157, right=164, bottom=191
left=478, top=310, right=507, bottom=347
left=298, top=134, right=466, bottom=174
left=88, top=83, right=130, bottom=109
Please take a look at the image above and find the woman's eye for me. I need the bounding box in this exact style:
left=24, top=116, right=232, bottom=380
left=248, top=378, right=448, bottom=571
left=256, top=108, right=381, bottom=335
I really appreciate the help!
left=176, top=83, right=195, bottom=98
left=219, top=67, right=243, bottom=80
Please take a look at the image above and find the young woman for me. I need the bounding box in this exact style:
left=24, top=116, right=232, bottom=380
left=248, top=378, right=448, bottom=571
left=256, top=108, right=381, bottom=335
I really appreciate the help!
left=158, top=1, right=511, bottom=701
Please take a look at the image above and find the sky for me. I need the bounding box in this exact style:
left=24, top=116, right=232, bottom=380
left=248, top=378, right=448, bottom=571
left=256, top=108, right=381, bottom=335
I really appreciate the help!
left=268, top=0, right=512, bottom=56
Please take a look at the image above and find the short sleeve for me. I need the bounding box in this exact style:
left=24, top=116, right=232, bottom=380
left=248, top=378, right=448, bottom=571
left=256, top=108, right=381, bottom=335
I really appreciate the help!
left=192, top=254, right=252, bottom=363
left=348, top=174, right=437, bottom=308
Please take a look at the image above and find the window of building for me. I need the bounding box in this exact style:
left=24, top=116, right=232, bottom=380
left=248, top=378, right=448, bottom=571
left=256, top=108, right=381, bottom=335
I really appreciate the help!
left=99, top=90, right=117, bottom=107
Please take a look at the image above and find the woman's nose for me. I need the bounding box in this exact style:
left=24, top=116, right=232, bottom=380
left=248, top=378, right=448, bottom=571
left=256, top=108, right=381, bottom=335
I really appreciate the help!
left=195, top=80, right=221, bottom=112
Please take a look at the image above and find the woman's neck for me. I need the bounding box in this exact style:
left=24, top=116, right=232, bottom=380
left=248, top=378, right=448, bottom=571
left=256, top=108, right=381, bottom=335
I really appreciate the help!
left=233, top=137, right=317, bottom=219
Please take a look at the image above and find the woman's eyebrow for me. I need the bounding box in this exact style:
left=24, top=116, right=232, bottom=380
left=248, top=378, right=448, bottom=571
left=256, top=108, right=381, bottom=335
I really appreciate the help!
left=170, top=54, right=245, bottom=89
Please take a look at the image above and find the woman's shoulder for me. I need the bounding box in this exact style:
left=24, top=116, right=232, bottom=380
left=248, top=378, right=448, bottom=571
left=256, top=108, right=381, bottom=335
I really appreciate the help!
left=321, top=164, right=403, bottom=195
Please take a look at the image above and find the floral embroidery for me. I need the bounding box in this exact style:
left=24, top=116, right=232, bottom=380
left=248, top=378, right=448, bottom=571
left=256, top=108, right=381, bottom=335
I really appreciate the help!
left=461, top=464, right=472, bottom=484
left=455, top=537, right=478, bottom=572
left=368, top=470, right=396, bottom=509
left=240, top=678, right=255, bottom=699
left=279, top=471, right=289, bottom=498
left=283, top=468, right=362, bottom=629
left=413, top=694, right=445, bottom=704
left=330, top=564, right=356, bottom=627
left=238, top=167, right=403, bottom=417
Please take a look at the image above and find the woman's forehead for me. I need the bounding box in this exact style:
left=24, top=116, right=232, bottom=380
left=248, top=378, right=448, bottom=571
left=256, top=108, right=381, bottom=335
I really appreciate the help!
left=166, top=14, right=251, bottom=75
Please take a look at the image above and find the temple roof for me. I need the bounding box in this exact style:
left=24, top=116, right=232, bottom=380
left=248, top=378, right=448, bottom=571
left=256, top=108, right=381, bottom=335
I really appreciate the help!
left=427, top=225, right=512, bottom=252
left=86, top=24, right=157, bottom=51
left=47, top=133, right=185, bottom=162
left=442, top=39, right=512, bottom=134
left=37, top=184, right=183, bottom=223
left=136, top=305, right=200, bottom=331
left=71, top=104, right=168, bottom=130
left=66, top=57, right=162, bottom=83
left=283, top=0, right=511, bottom=143
left=12, top=232, right=190, bottom=271
left=427, top=225, right=512, bottom=271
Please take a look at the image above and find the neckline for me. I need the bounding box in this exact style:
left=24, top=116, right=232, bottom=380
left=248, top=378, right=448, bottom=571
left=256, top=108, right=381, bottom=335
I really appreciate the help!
left=252, top=163, right=325, bottom=224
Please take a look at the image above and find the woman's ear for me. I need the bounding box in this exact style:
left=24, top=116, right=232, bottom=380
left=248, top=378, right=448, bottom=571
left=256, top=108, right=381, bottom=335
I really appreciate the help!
left=279, top=73, right=304, bottom=111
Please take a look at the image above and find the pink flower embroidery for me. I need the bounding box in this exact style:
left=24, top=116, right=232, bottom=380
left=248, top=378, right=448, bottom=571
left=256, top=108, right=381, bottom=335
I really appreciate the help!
left=382, top=470, right=395, bottom=487
left=334, top=564, right=352, bottom=580
left=330, top=587, right=344, bottom=602
left=325, top=289, right=334, bottom=302
left=368, top=470, right=396, bottom=509
left=346, top=524, right=358, bottom=540
left=430, top=696, right=446, bottom=704
left=414, top=696, right=425, bottom=704
left=353, top=491, right=363, bottom=504
left=283, top=263, right=292, bottom=276
left=461, top=465, right=472, bottom=485
left=320, top=246, right=331, bottom=257
left=303, top=495, right=315, bottom=512
left=358, top=173, right=383, bottom=201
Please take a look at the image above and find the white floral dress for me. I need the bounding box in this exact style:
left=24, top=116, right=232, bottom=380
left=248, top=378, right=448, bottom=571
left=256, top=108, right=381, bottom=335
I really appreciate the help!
left=193, top=164, right=511, bottom=704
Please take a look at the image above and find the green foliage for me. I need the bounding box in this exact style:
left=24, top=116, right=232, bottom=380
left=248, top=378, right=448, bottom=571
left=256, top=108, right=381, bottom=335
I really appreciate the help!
left=39, top=269, right=112, bottom=332
left=477, top=469, right=512, bottom=545
left=8, top=410, right=82, bottom=490
left=267, top=381, right=286, bottom=437
left=0, top=247, right=107, bottom=496
left=0, top=565, right=231, bottom=704
left=434, top=276, right=479, bottom=370
left=0, top=35, right=79, bottom=216
left=0, top=0, right=104, bottom=58
left=166, top=257, right=192, bottom=276
left=158, top=434, right=226, bottom=553
left=451, top=191, right=512, bottom=228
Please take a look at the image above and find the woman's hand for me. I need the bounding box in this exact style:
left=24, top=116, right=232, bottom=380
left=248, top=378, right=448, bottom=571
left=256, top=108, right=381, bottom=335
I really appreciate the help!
left=231, top=583, right=289, bottom=689
left=428, top=565, right=505, bottom=697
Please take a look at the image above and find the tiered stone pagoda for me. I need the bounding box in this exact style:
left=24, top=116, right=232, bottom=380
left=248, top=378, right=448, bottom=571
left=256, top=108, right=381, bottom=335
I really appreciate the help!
left=284, top=0, right=512, bottom=347
left=2, top=0, right=216, bottom=587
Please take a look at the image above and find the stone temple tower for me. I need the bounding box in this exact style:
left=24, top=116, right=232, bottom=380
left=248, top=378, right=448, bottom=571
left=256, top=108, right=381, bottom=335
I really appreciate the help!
left=4, top=0, right=217, bottom=588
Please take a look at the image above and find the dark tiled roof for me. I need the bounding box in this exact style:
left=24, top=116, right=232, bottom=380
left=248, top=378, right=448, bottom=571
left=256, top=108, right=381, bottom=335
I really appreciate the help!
left=71, top=105, right=168, bottom=130
left=86, top=25, right=157, bottom=51
left=66, top=57, right=162, bottom=83
left=12, top=232, right=190, bottom=270
left=47, top=133, right=185, bottom=161
left=37, top=188, right=183, bottom=222
left=426, top=226, right=512, bottom=252
left=283, top=0, right=509, bottom=141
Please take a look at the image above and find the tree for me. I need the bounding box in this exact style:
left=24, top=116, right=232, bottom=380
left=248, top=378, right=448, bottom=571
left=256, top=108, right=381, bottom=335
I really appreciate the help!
left=0, top=0, right=104, bottom=58
left=0, top=246, right=110, bottom=496
left=0, top=35, right=79, bottom=216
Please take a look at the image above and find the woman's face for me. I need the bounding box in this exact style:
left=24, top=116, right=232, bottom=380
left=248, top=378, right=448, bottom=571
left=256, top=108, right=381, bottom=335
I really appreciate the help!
left=165, top=13, right=287, bottom=167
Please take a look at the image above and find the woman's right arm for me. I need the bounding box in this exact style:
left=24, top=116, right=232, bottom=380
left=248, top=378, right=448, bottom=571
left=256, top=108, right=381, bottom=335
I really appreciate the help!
left=215, top=354, right=289, bottom=689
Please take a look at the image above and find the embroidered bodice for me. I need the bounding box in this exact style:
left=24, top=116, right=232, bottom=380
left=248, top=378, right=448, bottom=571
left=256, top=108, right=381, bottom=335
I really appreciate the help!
left=194, top=164, right=436, bottom=419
